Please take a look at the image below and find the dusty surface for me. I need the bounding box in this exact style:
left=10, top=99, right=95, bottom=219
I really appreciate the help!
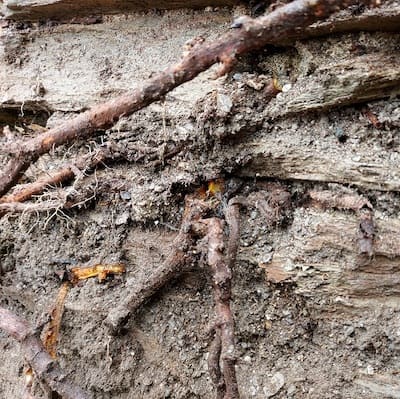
left=1, top=3, right=400, bottom=399
left=0, top=0, right=239, bottom=20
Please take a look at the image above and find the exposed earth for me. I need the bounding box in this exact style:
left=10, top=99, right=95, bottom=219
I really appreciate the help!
left=1, top=2, right=400, bottom=398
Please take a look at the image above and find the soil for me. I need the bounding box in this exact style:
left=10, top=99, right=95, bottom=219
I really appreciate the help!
left=1, top=3, right=400, bottom=399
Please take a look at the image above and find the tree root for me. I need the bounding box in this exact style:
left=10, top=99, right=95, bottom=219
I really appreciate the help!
left=105, top=192, right=214, bottom=334
left=204, top=216, right=240, bottom=399
left=0, top=307, right=90, bottom=399
left=104, top=182, right=242, bottom=396
left=0, top=140, right=181, bottom=217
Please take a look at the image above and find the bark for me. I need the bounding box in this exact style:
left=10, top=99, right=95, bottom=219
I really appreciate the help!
left=269, top=53, right=400, bottom=116
left=281, top=6, right=400, bottom=43
left=260, top=209, right=400, bottom=306
left=240, top=140, right=400, bottom=192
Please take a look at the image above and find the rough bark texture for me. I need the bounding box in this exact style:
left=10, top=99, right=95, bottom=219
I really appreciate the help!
left=261, top=209, right=400, bottom=301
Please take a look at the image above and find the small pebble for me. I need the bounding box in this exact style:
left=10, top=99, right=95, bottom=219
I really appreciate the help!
left=120, top=191, right=131, bottom=200
left=281, top=83, right=292, bottom=92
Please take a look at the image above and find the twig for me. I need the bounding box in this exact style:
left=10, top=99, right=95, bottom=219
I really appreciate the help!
left=0, top=141, right=182, bottom=219
left=225, top=201, right=241, bottom=270
left=0, top=0, right=380, bottom=197
left=0, top=200, right=65, bottom=214
left=205, top=217, right=239, bottom=399
left=104, top=193, right=212, bottom=334
left=0, top=307, right=90, bottom=399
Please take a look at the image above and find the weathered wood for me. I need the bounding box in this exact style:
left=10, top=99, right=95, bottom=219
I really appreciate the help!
left=1, top=0, right=379, bottom=198
left=1, top=6, right=398, bottom=114
left=239, top=136, right=400, bottom=192
left=269, top=53, right=400, bottom=116
left=1, top=0, right=239, bottom=20
left=354, top=374, right=400, bottom=399
left=284, top=7, right=400, bottom=42
left=0, top=11, right=229, bottom=113
left=258, top=209, right=400, bottom=306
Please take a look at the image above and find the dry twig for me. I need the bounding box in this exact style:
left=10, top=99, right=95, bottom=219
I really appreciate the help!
left=225, top=201, right=241, bottom=271
left=0, top=146, right=112, bottom=204
left=0, top=0, right=380, bottom=198
left=0, top=140, right=182, bottom=217
left=0, top=199, right=65, bottom=214
left=0, top=307, right=90, bottom=399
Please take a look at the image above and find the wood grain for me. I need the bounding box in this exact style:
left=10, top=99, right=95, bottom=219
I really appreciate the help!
left=1, top=0, right=238, bottom=20
left=259, top=209, right=400, bottom=306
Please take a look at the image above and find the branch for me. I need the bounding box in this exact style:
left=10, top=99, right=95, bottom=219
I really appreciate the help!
left=0, top=199, right=64, bottom=214
left=0, top=307, right=90, bottom=399
left=225, top=201, right=241, bottom=270
left=208, top=332, right=225, bottom=399
left=0, top=0, right=380, bottom=197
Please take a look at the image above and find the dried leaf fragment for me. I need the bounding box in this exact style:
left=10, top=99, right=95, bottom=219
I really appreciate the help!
left=207, top=179, right=224, bottom=197
left=70, top=263, right=126, bottom=283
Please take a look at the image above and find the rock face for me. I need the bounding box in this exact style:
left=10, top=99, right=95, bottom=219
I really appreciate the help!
left=1, top=2, right=400, bottom=399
